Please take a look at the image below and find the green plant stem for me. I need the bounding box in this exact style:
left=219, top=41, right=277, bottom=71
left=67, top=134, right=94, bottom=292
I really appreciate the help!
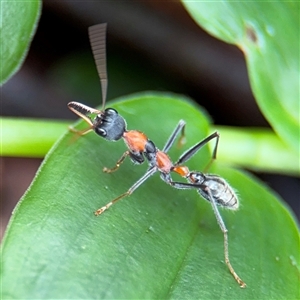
left=1, top=117, right=298, bottom=175
left=212, top=126, right=299, bottom=176
left=0, top=117, right=69, bottom=158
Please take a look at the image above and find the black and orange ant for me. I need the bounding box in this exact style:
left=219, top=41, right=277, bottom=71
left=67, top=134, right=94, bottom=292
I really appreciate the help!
left=68, top=24, right=246, bottom=288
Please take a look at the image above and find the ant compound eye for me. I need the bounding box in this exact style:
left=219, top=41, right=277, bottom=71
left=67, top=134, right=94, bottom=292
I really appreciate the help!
left=105, top=108, right=117, bottom=116
left=95, top=127, right=107, bottom=137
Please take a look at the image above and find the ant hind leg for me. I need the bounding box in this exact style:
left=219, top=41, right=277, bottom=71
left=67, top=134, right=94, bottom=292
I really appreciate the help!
left=175, top=131, right=220, bottom=171
left=205, top=187, right=246, bottom=288
left=203, top=132, right=220, bottom=172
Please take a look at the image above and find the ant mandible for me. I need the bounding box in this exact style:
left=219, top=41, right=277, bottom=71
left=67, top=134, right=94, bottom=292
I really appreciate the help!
left=68, top=23, right=246, bottom=288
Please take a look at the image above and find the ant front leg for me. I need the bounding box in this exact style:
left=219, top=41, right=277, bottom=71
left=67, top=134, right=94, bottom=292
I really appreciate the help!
left=68, top=101, right=100, bottom=136
left=103, top=151, right=130, bottom=173
left=69, top=126, right=94, bottom=136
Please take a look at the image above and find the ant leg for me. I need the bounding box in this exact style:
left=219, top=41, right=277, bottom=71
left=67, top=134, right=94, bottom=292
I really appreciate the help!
left=203, top=132, right=220, bottom=172
left=175, top=132, right=220, bottom=170
left=205, top=187, right=246, bottom=288
left=177, top=121, right=186, bottom=148
left=103, top=151, right=130, bottom=173
left=95, top=167, right=157, bottom=215
left=160, top=172, right=205, bottom=190
left=163, top=179, right=201, bottom=190
left=163, top=120, right=186, bottom=153
left=160, top=173, right=246, bottom=287
left=68, top=102, right=101, bottom=135
left=69, top=126, right=94, bottom=136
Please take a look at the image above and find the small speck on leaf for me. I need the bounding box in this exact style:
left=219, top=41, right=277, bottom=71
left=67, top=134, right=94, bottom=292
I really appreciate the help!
left=246, top=25, right=258, bottom=44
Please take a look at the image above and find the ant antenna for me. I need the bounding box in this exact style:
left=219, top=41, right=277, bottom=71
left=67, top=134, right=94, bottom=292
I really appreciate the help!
left=88, top=23, right=108, bottom=110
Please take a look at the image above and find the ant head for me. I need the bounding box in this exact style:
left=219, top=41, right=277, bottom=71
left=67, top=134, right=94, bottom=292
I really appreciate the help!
left=68, top=102, right=126, bottom=141
left=94, top=108, right=126, bottom=141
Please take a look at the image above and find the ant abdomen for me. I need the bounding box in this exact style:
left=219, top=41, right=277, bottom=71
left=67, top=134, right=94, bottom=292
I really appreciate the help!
left=192, top=173, right=239, bottom=210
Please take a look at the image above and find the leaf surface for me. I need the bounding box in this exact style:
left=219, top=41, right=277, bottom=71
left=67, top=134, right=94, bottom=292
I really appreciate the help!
left=0, top=0, right=41, bottom=84
left=182, top=1, right=299, bottom=153
left=1, top=94, right=299, bottom=299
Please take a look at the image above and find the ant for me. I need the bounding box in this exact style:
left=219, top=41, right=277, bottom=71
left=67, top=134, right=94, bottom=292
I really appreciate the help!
left=68, top=23, right=246, bottom=288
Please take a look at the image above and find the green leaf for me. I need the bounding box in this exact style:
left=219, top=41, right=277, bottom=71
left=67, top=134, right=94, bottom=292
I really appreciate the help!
left=1, top=94, right=299, bottom=299
left=0, top=0, right=41, bottom=85
left=182, top=1, right=299, bottom=153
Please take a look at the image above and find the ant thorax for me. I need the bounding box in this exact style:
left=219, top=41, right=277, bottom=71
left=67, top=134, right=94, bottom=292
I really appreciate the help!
left=144, top=140, right=157, bottom=167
